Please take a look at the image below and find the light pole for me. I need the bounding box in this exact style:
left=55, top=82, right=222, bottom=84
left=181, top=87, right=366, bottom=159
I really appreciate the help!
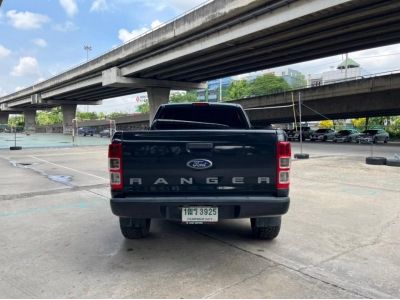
left=83, top=45, right=92, bottom=112
left=219, top=78, right=222, bottom=102
left=84, top=45, right=92, bottom=62
left=294, top=91, right=309, bottom=159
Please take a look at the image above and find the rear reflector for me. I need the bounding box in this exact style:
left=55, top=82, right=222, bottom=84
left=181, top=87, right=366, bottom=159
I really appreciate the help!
left=279, top=157, right=290, bottom=168
left=110, top=172, right=121, bottom=185
left=109, top=158, right=120, bottom=170
left=108, top=143, right=123, bottom=191
left=279, top=171, right=290, bottom=184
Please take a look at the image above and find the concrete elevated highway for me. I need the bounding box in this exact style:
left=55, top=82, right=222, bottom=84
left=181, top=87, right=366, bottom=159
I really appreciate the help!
left=236, top=72, right=400, bottom=124
left=1, top=0, right=400, bottom=132
left=54, top=73, right=400, bottom=131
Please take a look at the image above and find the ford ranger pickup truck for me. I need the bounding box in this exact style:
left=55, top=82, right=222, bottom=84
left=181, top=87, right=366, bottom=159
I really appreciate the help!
left=109, top=102, right=291, bottom=240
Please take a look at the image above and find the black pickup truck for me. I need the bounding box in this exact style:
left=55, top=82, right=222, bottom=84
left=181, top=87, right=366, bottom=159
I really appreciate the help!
left=109, top=103, right=291, bottom=240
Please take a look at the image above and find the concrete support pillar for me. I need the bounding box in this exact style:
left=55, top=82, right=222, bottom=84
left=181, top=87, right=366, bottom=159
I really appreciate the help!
left=0, top=112, right=9, bottom=125
left=24, top=110, right=36, bottom=133
left=147, top=87, right=170, bottom=124
left=62, top=104, right=77, bottom=135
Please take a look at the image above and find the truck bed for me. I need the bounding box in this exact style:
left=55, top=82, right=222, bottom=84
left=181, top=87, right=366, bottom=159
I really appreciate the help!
left=112, top=129, right=282, bottom=198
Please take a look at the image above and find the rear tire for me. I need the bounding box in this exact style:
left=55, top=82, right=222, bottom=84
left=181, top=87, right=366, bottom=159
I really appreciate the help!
left=384, top=137, right=388, bottom=143
left=119, top=217, right=151, bottom=239
left=251, top=217, right=281, bottom=240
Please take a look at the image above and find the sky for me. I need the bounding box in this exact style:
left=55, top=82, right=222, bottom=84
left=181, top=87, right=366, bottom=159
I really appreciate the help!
left=1, top=0, right=400, bottom=113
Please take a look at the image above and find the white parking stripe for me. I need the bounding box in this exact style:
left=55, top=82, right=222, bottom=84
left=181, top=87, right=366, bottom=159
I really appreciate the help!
left=30, top=155, right=108, bottom=181
left=29, top=151, right=105, bottom=157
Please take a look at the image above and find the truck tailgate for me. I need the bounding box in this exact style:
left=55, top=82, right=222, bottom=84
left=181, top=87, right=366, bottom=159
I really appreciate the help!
left=116, top=130, right=278, bottom=196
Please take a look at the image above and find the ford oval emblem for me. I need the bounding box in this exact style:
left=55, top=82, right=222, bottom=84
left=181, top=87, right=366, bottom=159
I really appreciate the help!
left=187, top=159, right=213, bottom=170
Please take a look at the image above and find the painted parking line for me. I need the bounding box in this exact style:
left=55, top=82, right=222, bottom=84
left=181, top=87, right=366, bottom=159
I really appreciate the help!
left=29, top=151, right=106, bottom=157
left=30, top=155, right=108, bottom=181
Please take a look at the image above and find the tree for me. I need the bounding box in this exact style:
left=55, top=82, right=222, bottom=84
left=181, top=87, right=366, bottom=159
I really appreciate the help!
left=36, top=108, right=63, bottom=125
left=226, top=80, right=250, bottom=100
left=8, top=115, right=24, bottom=127
left=249, top=74, right=290, bottom=96
left=169, top=91, right=197, bottom=103
left=107, top=112, right=131, bottom=119
left=98, top=112, right=106, bottom=119
left=351, top=118, right=366, bottom=130
left=76, top=111, right=99, bottom=121
left=319, top=120, right=334, bottom=128
left=136, top=102, right=149, bottom=114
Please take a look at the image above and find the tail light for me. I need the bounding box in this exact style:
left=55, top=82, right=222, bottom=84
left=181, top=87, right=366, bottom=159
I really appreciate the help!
left=108, top=142, right=123, bottom=190
left=192, top=102, right=209, bottom=106
left=276, top=141, right=291, bottom=190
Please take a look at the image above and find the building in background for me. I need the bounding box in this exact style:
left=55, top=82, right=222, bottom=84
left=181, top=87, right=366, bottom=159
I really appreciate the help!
left=309, top=57, right=368, bottom=86
left=197, top=77, right=233, bottom=102
left=280, top=68, right=306, bottom=88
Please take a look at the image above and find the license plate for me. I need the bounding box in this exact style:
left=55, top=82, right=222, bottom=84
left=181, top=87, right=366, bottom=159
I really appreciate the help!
left=182, top=206, right=218, bottom=224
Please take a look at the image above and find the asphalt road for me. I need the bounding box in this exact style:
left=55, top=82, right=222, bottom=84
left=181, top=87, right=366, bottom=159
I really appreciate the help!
left=0, top=142, right=399, bottom=298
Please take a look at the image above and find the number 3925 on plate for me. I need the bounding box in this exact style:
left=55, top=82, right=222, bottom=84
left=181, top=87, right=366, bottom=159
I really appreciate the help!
left=182, top=207, right=218, bottom=224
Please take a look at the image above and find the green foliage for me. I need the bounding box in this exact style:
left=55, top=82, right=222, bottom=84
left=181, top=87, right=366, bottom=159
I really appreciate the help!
left=226, top=80, right=250, bottom=100
left=36, top=108, right=63, bottom=125
left=352, top=116, right=400, bottom=138
left=76, top=111, right=99, bottom=121
left=8, top=115, right=25, bottom=127
left=136, top=102, right=150, bottom=114
left=249, top=74, right=290, bottom=96
left=35, top=108, right=128, bottom=126
left=226, top=74, right=291, bottom=100
left=107, top=112, right=130, bottom=119
left=386, top=116, right=400, bottom=139
left=351, top=118, right=366, bottom=130
left=169, top=91, right=197, bottom=103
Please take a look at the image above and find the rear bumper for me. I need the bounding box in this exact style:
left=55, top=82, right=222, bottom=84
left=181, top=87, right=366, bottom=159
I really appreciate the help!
left=110, top=196, right=290, bottom=220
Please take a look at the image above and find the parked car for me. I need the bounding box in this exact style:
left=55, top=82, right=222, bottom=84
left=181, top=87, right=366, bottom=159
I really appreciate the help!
left=285, top=129, right=296, bottom=141
left=292, top=127, right=314, bottom=141
left=356, top=129, right=389, bottom=144
left=310, top=128, right=336, bottom=141
left=333, top=129, right=360, bottom=143
left=99, top=129, right=112, bottom=138
left=78, top=127, right=95, bottom=136
left=285, top=127, right=313, bottom=141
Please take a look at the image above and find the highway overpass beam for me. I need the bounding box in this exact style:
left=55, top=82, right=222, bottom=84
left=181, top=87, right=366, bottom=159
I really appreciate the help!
left=62, top=104, right=77, bottom=135
left=0, top=112, right=9, bottom=125
left=24, top=109, right=36, bottom=133
left=147, top=87, right=170, bottom=124
left=102, top=67, right=206, bottom=90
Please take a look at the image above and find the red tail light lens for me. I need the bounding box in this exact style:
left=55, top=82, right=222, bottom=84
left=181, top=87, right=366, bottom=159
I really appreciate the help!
left=276, top=141, right=291, bottom=189
left=192, top=102, right=209, bottom=106
left=108, top=143, right=123, bottom=190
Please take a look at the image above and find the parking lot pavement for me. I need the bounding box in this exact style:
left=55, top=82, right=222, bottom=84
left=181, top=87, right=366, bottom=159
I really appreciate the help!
left=0, top=144, right=399, bottom=298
